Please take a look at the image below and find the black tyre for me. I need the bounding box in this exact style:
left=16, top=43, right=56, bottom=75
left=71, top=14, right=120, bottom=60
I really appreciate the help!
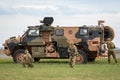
left=104, top=26, right=114, bottom=41
left=76, top=50, right=87, bottom=64
left=34, top=58, right=40, bottom=62
left=13, top=49, right=25, bottom=63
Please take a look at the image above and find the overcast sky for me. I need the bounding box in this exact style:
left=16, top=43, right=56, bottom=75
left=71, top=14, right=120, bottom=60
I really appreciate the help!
left=0, top=0, right=120, bottom=48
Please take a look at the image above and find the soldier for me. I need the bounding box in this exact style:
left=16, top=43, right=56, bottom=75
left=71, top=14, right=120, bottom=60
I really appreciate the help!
left=21, top=49, right=34, bottom=68
left=101, top=41, right=108, bottom=57
left=68, top=41, right=78, bottom=68
left=105, top=38, right=118, bottom=64
left=45, top=42, right=55, bottom=53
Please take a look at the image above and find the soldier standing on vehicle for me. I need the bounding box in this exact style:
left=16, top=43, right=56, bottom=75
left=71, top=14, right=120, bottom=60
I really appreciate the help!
left=21, top=49, right=34, bottom=68
left=105, top=38, right=118, bottom=64
left=68, top=40, right=78, bottom=68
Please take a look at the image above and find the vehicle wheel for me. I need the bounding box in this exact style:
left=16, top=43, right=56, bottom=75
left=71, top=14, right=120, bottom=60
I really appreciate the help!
left=34, top=58, right=40, bottom=62
left=104, top=26, right=114, bottom=41
left=76, top=50, right=87, bottom=64
left=13, top=49, right=25, bottom=63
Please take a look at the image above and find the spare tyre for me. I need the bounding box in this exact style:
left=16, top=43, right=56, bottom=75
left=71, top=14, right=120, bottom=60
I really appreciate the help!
left=104, top=26, right=114, bottom=41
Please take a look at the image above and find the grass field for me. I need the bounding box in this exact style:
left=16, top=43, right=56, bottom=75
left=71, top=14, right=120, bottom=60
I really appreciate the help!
left=0, top=58, right=120, bottom=80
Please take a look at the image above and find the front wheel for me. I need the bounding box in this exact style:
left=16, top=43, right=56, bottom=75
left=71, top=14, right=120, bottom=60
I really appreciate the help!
left=13, top=49, right=25, bottom=63
left=76, top=50, right=87, bottom=64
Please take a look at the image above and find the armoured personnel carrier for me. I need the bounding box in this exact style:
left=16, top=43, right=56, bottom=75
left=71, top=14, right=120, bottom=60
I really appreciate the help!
left=3, top=17, right=114, bottom=64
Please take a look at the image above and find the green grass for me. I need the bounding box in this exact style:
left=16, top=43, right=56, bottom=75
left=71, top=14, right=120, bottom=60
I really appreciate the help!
left=0, top=58, right=120, bottom=80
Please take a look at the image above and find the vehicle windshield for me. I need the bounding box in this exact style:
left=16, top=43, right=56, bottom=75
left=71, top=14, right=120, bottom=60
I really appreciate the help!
left=80, top=28, right=88, bottom=35
left=28, top=29, right=39, bottom=36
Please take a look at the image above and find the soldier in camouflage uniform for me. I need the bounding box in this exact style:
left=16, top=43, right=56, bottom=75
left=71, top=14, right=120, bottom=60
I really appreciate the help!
left=21, top=49, right=34, bottom=68
left=68, top=41, right=78, bottom=68
left=105, top=38, right=118, bottom=64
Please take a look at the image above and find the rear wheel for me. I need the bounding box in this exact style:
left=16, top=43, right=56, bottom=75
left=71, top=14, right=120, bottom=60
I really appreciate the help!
left=13, top=49, right=25, bottom=63
left=76, top=50, right=87, bottom=64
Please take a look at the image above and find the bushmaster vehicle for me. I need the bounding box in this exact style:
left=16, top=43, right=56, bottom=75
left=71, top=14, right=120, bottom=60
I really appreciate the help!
left=3, top=17, right=114, bottom=64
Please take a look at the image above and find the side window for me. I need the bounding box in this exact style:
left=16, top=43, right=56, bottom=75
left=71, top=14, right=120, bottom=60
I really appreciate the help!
left=80, top=28, right=88, bottom=35
left=55, top=29, right=64, bottom=36
left=28, top=29, right=39, bottom=36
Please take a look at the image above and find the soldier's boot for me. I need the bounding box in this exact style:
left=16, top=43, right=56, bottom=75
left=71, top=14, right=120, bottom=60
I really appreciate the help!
left=108, top=59, right=111, bottom=63
left=30, top=64, right=34, bottom=68
left=108, top=56, right=111, bottom=63
left=22, top=63, right=26, bottom=67
left=112, top=56, right=118, bottom=64
left=28, top=64, right=34, bottom=68
left=114, top=58, right=118, bottom=64
left=71, top=61, right=74, bottom=68
left=70, top=64, right=73, bottom=68
left=69, top=62, right=73, bottom=68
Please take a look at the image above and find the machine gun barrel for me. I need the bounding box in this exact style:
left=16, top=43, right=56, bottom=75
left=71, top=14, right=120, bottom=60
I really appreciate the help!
left=40, top=17, right=54, bottom=26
